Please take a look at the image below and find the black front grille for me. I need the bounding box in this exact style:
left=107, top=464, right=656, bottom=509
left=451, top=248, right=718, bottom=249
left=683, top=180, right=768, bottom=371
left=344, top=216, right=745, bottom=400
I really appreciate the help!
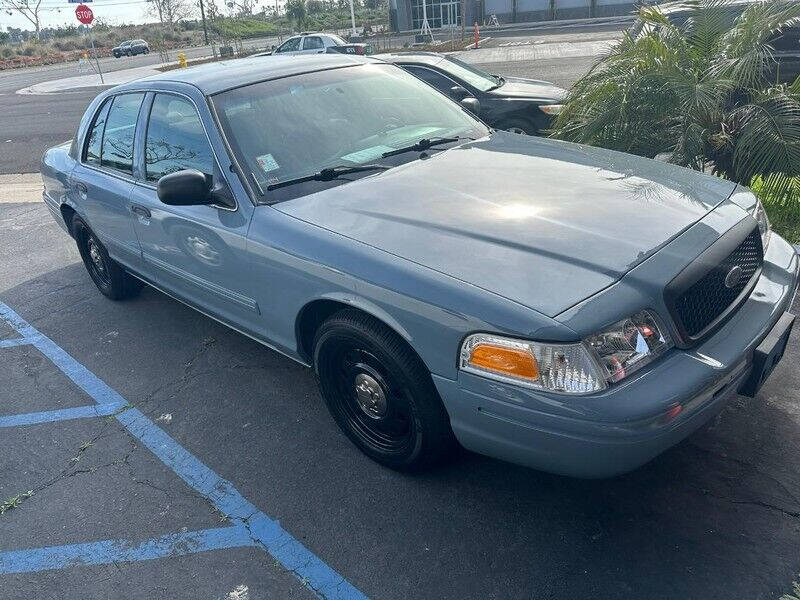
left=673, top=226, right=763, bottom=338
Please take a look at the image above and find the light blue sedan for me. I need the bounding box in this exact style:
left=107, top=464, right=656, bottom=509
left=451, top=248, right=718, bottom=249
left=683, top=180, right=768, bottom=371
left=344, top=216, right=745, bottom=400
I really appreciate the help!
left=41, top=55, right=799, bottom=477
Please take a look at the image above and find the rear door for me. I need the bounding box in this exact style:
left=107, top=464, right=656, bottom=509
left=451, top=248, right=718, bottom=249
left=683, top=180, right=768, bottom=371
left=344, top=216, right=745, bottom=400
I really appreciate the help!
left=127, top=91, right=259, bottom=330
left=300, top=36, right=325, bottom=54
left=69, top=92, right=145, bottom=270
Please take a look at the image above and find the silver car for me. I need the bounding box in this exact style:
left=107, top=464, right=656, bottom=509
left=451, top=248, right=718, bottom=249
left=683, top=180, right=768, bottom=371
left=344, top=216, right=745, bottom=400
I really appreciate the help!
left=40, top=55, right=799, bottom=477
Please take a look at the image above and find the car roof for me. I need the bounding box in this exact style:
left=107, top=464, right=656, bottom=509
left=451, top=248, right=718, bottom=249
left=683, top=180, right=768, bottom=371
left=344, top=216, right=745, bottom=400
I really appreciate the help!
left=122, top=54, right=377, bottom=95
left=373, top=52, right=445, bottom=66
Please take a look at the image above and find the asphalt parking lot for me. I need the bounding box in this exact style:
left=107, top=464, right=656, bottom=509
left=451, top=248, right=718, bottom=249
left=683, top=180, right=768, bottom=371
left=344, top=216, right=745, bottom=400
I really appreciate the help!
left=2, top=179, right=800, bottom=599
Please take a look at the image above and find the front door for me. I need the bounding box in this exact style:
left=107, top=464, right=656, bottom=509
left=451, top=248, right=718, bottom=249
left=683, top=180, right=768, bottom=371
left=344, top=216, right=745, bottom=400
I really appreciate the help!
left=128, top=92, right=259, bottom=331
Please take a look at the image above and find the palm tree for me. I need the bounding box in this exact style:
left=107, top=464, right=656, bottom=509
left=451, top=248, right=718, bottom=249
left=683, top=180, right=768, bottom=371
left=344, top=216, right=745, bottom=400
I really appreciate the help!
left=552, top=0, right=800, bottom=203
left=285, top=0, right=308, bottom=30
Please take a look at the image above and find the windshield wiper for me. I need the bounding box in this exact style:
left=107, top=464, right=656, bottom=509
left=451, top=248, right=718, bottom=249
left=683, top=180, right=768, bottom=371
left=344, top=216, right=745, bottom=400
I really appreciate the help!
left=266, top=164, right=391, bottom=191
left=381, top=136, right=473, bottom=158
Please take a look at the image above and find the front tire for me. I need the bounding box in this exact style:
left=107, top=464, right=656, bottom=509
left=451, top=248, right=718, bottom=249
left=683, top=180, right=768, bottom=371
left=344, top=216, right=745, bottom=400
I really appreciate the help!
left=72, top=215, right=143, bottom=301
left=499, top=117, right=537, bottom=135
left=313, top=309, right=457, bottom=471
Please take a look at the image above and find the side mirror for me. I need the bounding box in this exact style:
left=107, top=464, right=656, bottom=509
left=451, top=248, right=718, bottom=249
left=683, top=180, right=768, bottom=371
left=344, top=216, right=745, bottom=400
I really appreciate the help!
left=460, top=97, right=481, bottom=115
left=271, top=44, right=276, bottom=50
left=450, top=85, right=469, bottom=99
left=157, top=169, right=212, bottom=206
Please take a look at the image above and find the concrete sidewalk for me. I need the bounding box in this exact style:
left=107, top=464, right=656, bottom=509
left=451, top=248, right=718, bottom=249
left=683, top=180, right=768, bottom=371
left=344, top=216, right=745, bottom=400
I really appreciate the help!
left=1, top=173, right=43, bottom=203
left=16, top=65, right=162, bottom=95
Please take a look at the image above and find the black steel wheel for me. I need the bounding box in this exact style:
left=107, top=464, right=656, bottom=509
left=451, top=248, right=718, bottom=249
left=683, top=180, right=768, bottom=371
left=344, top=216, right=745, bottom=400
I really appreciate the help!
left=313, top=309, right=457, bottom=471
left=72, top=215, right=143, bottom=301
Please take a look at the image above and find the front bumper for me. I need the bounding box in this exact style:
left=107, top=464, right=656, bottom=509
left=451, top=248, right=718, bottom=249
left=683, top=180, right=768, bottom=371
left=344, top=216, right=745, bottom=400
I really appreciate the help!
left=433, top=234, right=799, bottom=478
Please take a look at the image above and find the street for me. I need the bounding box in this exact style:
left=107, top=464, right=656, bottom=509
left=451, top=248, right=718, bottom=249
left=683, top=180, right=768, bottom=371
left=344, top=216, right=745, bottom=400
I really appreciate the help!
left=2, top=20, right=800, bottom=600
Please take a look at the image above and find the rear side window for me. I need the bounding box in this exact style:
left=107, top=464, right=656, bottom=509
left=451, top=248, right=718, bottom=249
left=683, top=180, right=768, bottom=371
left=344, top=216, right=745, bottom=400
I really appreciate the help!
left=304, top=36, right=323, bottom=50
left=100, top=93, right=145, bottom=174
left=84, top=99, right=111, bottom=166
left=144, top=94, right=214, bottom=181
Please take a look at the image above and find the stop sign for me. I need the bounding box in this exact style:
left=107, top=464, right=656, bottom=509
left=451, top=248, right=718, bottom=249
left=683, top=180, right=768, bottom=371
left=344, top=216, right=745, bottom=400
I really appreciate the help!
left=75, top=4, right=93, bottom=24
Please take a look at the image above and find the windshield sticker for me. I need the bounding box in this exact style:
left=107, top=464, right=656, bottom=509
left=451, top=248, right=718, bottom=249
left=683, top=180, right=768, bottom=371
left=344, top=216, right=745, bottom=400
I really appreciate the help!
left=341, top=145, right=393, bottom=163
left=256, top=153, right=280, bottom=173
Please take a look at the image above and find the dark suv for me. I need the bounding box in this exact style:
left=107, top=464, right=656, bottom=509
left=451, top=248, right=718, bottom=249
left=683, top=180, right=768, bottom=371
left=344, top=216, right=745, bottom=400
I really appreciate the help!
left=112, top=39, right=149, bottom=58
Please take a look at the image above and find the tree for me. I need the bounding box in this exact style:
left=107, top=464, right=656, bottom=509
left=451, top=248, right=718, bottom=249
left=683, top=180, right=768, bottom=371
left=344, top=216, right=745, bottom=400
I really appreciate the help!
left=285, top=0, right=307, bottom=30
left=147, top=0, right=196, bottom=32
left=552, top=0, right=800, bottom=202
left=0, top=0, right=43, bottom=41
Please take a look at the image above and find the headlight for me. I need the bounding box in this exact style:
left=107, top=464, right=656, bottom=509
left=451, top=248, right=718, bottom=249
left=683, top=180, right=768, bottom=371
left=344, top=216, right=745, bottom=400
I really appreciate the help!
left=460, top=333, right=607, bottom=394
left=583, top=311, right=673, bottom=383
left=538, top=104, right=563, bottom=116
left=752, top=197, right=770, bottom=249
left=459, top=311, right=673, bottom=394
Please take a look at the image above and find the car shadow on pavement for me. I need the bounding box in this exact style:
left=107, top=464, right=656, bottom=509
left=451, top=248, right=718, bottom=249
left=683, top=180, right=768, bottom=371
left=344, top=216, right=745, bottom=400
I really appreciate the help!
left=2, top=262, right=799, bottom=600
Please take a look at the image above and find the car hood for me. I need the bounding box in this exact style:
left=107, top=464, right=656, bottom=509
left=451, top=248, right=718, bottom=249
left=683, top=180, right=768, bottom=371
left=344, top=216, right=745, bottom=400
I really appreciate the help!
left=275, top=132, right=736, bottom=317
left=488, top=76, right=567, bottom=102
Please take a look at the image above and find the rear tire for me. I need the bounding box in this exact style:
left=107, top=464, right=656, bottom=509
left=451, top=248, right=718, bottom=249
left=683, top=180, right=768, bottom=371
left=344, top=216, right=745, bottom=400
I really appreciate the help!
left=72, top=215, right=143, bottom=301
left=313, top=309, right=457, bottom=471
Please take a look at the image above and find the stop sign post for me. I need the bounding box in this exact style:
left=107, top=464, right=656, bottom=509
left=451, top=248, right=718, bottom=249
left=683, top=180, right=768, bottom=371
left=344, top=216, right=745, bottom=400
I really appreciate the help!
left=76, top=4, right=104, bottom=84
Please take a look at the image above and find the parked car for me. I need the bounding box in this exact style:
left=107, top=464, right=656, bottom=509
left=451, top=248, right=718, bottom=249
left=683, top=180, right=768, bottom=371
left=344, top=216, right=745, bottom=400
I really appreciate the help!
left=257, top=33, right=372, bottom=56
left=375, top=52, right=567, bottom=135
left=630, top=0, right=800, bottom=82
left=41, top=55, right=798, bottom=477
left=112, top=39, right=149, bottom=58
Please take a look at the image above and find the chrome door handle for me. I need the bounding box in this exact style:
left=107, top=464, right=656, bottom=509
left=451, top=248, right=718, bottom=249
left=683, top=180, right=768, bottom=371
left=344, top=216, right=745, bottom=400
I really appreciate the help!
left=131, top=205, right=151, bottom=219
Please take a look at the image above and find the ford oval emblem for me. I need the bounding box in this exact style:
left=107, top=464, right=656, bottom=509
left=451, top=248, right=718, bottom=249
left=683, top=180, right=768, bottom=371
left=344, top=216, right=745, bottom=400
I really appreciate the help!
left=724, top=265, right=743, bottom=289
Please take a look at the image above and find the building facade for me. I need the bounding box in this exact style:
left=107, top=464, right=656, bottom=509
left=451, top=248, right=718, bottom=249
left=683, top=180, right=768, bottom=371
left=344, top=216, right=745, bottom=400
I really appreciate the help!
left=390, top=0, right=639, bottom=32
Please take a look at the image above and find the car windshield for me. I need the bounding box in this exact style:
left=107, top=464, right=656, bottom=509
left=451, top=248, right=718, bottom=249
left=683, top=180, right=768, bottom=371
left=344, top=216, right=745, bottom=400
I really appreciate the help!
left=328, top=34, right=347, bottom=45
left=212, top=63, right=488, bottom=202
left=436, top=56, right=501, bottom=91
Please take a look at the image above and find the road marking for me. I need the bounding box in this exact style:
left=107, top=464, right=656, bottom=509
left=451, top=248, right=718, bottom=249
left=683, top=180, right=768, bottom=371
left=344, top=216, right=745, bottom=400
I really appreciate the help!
left=0, top=525, right=254, bottom=574
left=0, top=300, right=369, bottom=600
left=0, top=401, right=128, bottom=428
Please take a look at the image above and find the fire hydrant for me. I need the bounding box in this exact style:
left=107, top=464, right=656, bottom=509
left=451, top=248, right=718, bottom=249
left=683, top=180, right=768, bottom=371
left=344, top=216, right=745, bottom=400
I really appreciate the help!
left=177, top=52, right=187, bottom=68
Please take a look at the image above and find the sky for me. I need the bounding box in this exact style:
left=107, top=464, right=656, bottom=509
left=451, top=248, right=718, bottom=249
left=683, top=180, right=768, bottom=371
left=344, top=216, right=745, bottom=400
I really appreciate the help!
left=1, top=0, right=156, bottom=31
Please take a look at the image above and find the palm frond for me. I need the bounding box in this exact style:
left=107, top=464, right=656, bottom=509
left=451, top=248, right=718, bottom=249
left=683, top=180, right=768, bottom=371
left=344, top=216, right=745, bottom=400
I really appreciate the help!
left=731, top=87, right=800, bottom=188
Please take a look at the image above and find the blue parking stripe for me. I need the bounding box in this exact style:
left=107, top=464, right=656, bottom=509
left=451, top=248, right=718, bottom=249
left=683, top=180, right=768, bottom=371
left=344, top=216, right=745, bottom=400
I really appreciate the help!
left=0, top=338, right=32, bottom=349
left=0, top=525, right=254, bottom=575
left=0, top=300, right=369, bottom=600
left=0, top=401, right=128, bottom=428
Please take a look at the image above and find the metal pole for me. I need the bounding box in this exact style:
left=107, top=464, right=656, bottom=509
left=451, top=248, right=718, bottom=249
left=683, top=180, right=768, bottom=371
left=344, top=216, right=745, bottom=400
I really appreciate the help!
left=199, top=0, right=209, bottom=44
left=349, top=0, right=357, bottom=37
left=89, top=26, right=104, bottom=84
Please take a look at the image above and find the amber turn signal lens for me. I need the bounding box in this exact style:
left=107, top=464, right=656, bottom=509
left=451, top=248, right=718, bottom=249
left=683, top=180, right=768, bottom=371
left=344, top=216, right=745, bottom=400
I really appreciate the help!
left=469, top=344, right=539, bottom=380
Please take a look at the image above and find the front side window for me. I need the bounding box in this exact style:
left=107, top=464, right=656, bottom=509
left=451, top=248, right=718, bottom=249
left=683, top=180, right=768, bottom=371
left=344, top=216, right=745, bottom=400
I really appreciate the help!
left=212, top=63, right=488, bottom=200
left=145, top=94, right=214, bottom=181
left=101, top=93, right=145, bottom=174
left=303, top=36, right=324, bottom=50
left=276, top=37, right=301, bottom=52
left=403, top=65, right=457, bottom=94
left=436, top=57, right=500, bottom=92
left=84, top=99, right=111, bottom=166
